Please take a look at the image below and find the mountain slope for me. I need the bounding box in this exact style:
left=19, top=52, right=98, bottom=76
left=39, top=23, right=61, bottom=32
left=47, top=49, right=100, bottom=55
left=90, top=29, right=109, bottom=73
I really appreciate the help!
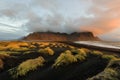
left=23, top=32, right=100, bottom=41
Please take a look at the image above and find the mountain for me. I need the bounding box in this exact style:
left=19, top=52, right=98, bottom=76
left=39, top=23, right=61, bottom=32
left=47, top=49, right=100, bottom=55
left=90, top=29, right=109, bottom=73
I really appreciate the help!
left=23, top=32, right=100, bottom=41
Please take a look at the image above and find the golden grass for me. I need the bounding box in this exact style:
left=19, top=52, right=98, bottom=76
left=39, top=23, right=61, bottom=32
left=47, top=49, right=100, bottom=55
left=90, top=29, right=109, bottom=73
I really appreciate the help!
left=53, top=50, right=77, bottom=67
left=88, top=68, right=119, bottom=80
left=102, top=55, right=117, bottom=61
left=53, top=48, right=114, bottom=68
left=107, top=59, right=120, bottom=68
left=72, top=49, right=87, bottom=61
left=38, top=47, right=54, bottom=55
left=0, top=59, right=3, bottom=69
left=16, top=56, right=45, bottom=76
left=0, top=54, right=11, bottom=70
left=90, top=50, right=103, bottom=56
left=0, top=54, right=10, bottom=59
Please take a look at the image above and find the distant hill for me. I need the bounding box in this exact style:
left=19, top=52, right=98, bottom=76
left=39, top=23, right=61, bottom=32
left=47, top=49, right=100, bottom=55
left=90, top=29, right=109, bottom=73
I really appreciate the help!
left=23, top=32, right=100, bottom=41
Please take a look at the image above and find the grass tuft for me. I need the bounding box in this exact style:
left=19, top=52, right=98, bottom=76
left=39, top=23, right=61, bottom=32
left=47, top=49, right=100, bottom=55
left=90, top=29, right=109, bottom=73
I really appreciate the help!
left=53, top=50, right=77, bottom=67
left=38, top=47, right=54, bottom=55
left=9, top=56, right=45, bottom=78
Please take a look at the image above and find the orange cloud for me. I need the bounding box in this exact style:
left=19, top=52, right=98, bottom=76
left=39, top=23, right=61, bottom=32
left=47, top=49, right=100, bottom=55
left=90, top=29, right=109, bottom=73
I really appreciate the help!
left=80, top=19, right=120, bottom=35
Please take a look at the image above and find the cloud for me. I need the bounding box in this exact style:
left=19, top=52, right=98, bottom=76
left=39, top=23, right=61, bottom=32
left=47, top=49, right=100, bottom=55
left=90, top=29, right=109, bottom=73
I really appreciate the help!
left=0, top=0, right=120, bottom=40
left=25, top=0, right=120, bottom=35
left=99, top=28, right=120, bottom=41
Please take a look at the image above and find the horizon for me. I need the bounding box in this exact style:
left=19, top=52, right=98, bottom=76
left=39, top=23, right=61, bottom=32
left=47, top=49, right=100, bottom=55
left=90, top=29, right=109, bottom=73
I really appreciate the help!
left=0, top=0, right=120, bottom=41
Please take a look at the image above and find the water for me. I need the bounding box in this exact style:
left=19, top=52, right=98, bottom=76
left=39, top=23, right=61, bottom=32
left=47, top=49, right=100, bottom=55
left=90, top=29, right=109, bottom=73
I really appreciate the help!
left=74, top=41, right=120, bottom=49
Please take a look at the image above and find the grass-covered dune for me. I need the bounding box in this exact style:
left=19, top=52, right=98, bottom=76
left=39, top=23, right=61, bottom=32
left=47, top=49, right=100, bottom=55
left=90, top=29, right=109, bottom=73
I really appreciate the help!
left=0, top=41, right=119, bottom=80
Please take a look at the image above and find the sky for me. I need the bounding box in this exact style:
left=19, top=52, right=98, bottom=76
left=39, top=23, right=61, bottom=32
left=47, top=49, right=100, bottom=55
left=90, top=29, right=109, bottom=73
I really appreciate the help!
left=0, top=0, right=120, bottom=41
